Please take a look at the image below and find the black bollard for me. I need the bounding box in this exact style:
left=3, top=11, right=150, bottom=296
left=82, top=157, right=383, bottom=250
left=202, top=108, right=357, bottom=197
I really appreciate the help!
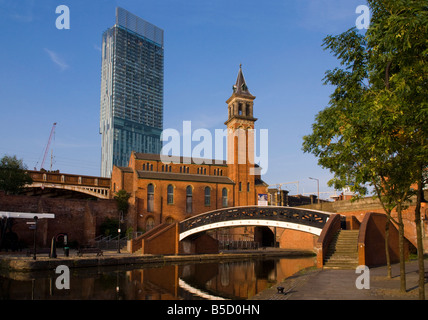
left=63, top=234, right=69, bottom=257
left=50, top=237, right=57, bottom=258
left=64, top=246, right=69, bottom=257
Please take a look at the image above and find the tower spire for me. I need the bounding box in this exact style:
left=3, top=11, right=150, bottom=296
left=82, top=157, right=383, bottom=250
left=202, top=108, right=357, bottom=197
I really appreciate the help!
left=225, top=65, right=257, bottom=206
left=232, top=64, right=253, bottom=97
left=226, top=65, right=257, bottom=125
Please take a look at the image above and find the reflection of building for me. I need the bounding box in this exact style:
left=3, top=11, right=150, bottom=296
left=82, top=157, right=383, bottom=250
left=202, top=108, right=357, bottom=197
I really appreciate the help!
left=111, top=66, right=268, bottom=233
left=100, top=7, right=164, bottom=177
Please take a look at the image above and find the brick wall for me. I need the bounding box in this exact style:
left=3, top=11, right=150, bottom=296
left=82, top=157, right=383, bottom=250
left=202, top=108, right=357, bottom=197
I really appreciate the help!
left=279, top=228, right=318, bottom=251
left=358, top=212, right=405, bottom=266
left=299, top=197, right=428, bottom=252
left=0, top=194, right=117, bottom=248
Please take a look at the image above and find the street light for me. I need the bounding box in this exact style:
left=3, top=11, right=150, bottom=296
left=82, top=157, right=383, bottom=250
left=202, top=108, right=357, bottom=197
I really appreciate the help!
left=32, top=216, right=38, bottom=260
left=309, top=177, right=320, bottom=204
left=117, top=211, right=124, bottom=253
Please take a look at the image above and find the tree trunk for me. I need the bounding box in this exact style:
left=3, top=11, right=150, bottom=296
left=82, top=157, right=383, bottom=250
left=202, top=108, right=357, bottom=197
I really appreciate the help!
left=396, top=202, right=406, bottom=293
left=385, top=215, right=392, bottom=278
left=415, top=175, right=425, bottom=300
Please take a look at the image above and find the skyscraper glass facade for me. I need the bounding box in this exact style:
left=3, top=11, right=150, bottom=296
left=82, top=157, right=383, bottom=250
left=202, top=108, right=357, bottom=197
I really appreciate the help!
left=100, top=7, right=164, bottom=177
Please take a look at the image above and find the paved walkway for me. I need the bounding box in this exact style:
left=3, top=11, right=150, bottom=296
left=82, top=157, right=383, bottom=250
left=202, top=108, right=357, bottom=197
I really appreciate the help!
left=252, top=259, right=428, bottom=300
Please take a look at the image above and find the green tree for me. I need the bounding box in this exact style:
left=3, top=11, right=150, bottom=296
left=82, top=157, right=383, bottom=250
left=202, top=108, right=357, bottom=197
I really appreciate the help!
left=0, top=155, right=33, bottom=195
left=302, top=0, right=427, bottom=297
left=114, top=189, right=131, bottom=215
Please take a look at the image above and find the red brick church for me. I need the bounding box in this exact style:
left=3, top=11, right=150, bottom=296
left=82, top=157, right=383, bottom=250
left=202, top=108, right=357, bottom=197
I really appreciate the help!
left=111, top=66, right=269, bottom=234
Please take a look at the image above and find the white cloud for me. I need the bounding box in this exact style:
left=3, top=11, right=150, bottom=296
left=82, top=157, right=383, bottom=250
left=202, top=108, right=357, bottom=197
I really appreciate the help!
left=4, top=0, right=35, bottom=23
left=44, top=48, right=69, bottom=71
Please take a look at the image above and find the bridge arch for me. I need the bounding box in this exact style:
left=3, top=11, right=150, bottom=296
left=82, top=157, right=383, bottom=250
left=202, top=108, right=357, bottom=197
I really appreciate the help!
left=179, top=206, right=332, bottom=241
left=23, top=170, right=111, bottom=199
left=24, top=182, right=110, bottom=199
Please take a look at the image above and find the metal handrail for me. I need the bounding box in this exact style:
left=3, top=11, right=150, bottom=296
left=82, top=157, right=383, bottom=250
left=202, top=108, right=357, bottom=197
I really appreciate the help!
left=179, top=206, right=330, bottom=234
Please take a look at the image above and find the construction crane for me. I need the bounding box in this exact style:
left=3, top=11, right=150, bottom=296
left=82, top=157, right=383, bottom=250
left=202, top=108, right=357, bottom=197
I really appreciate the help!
left=39, top=123, right=57, bottom=171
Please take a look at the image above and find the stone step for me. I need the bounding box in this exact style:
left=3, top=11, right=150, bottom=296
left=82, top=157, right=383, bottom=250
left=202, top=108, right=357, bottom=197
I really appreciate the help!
left=326, top=255, right=358, bottom=260
left=325, top=256, right=358, bottom=262
left=326, top=253, right=358, bottom=258
left=323, top=229, right=359, bottom=269
left=337, top=234, right=359, bottom=238
left=326, top=248, right=357, bottom=253
left=323, top=263, right=359, bottom=269
left=334, top=244, right=358, bottom=248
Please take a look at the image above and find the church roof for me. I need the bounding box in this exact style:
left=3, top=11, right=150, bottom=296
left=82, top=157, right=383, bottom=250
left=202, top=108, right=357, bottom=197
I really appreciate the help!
left=136, top=170, right=235, bottom=184
left=133, top=152, right=228, bottom=166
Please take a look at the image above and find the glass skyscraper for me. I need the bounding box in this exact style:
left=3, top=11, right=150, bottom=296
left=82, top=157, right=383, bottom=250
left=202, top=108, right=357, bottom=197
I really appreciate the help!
left=100, top=7, right=164, bottom=177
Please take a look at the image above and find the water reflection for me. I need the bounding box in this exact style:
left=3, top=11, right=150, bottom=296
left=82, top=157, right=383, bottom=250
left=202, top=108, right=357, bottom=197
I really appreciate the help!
left=0, top=256, right=316, bottom=300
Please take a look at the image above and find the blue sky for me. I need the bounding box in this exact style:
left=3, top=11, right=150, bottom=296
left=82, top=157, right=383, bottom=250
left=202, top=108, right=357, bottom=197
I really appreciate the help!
left=0, top=0, right=367, bottom=199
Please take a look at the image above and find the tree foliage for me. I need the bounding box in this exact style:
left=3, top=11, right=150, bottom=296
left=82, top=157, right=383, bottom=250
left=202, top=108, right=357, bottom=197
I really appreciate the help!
left=114, top=189, right=131, bottom=215
left=302, top=0, right=427, bottom=296
left=0, top=155, right=33, bottom=195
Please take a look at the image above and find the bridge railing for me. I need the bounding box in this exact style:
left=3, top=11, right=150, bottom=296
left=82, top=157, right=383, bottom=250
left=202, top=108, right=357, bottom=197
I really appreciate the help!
left=219, top=240, right=260, bottom=250
left=179, top=206, right=330, bottom=235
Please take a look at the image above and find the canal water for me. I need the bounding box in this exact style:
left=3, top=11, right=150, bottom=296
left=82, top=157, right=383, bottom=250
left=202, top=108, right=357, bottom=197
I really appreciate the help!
left=0, top=255, right=316, bottom=300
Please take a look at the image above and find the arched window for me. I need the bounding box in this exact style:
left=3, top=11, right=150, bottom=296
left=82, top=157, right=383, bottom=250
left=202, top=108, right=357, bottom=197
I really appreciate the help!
left=197, top=168, right=200, bottom=174
left=205, top=187, right=211, bottom=206
left=186, top=185, right=193, bottom=214
left=165, top=217, right=175, bottom=224
left=146, top=217, right=155, bottom=231
left=222, top=188, right=228, bottom=208
left=167, top=184, right=174, bottom=204
left=147, top=183, right=154, bottom=212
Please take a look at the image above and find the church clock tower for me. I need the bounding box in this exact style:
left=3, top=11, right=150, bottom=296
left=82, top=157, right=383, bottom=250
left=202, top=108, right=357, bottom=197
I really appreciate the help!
left=225, top=65, right=258, bottom=206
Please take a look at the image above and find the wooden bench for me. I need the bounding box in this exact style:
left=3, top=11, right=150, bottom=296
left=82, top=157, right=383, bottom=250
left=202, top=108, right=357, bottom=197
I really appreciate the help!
left=26, top=248, right=51, bottom=257
left=77, top=247, right=103, bottom=257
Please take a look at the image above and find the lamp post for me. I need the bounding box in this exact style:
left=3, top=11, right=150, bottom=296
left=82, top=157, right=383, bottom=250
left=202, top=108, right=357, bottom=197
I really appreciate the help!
left=32, top=216, right=38, bottom=260
left=117, top=211, right=123, bottom=253
left=309, top=177, right=320, bottom=204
